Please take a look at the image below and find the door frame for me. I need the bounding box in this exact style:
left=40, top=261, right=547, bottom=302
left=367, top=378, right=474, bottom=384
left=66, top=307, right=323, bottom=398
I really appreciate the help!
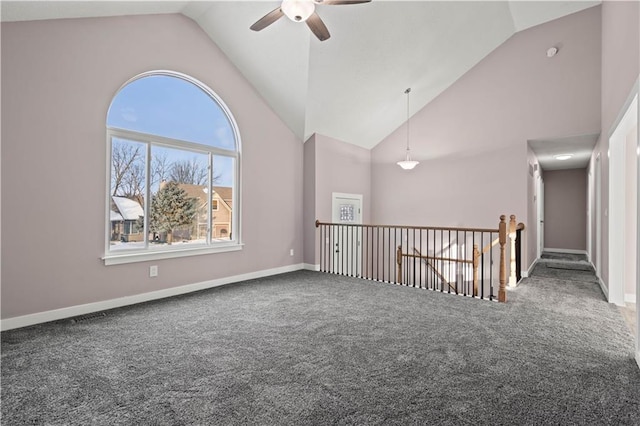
left=595, top=153, right=602, bottom=278
left=536, top=175, right=544, bottom=259
left=587, top=169, right=592, bottom=264
left=608, top=93, right=637, bottom=307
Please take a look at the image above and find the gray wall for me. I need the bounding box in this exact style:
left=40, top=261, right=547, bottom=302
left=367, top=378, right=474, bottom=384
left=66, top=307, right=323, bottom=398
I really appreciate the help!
left=371, top=6, right=602, bottom=271
left=543, top=169, right=588, bottom=251
left=304, top=134, right=371, bottom=265
left=1, top=14, right=304, bottom=319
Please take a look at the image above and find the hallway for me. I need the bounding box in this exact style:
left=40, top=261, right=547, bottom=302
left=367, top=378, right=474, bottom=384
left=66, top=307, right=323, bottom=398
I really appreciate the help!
left=531, top=251, right=637, bottom=339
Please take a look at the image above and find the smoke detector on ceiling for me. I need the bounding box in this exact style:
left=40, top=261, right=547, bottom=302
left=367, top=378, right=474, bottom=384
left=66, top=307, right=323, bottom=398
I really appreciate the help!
left=547, top=47, right=559, bottom=58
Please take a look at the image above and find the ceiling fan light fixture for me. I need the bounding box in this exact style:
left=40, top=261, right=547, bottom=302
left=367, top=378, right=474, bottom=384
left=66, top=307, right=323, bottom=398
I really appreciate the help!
left=282, top=0, right=315, bottom=22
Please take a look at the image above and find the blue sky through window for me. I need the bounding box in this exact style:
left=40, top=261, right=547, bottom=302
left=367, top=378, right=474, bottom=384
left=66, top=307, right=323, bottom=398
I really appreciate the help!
left=108, top=75, right=235, bottom=186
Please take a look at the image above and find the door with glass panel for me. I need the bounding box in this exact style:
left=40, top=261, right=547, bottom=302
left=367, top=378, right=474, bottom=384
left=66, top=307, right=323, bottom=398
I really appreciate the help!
left=331, top=193, right=363, bottom=277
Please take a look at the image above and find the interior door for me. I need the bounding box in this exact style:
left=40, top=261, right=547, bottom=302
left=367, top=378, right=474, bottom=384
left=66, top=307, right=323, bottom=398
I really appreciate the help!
left=332, top=193, right=363, bottom=277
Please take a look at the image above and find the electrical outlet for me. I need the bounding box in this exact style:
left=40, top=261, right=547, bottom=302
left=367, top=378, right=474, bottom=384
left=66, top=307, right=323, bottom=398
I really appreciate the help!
left=149, top=265, right=158, bottom=277
left=290, top=249, right=294, bottom=256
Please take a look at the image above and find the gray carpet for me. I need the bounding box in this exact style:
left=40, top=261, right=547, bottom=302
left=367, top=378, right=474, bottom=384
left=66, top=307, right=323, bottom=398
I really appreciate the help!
left=534, top=252, right=599, bottom=283
left=2, top=261, right=639, bottom=425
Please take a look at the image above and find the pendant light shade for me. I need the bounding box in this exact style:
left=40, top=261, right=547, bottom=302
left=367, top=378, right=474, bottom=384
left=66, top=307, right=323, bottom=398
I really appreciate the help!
left=397, top=88, right=419, bottom=170
left=397, top=155, right=419, bottom=170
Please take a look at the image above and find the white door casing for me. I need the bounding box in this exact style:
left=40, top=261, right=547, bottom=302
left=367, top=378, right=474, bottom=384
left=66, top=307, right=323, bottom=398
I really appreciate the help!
left=537, top=176, right=544, bottom=258
left=595, top=154, right=602, bottom=278
left=608, top=94, right=637, bottom=307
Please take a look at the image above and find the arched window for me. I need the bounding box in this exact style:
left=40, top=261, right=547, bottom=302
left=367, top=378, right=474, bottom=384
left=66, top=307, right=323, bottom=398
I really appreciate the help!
left=104, top=71, right=241, bottom=264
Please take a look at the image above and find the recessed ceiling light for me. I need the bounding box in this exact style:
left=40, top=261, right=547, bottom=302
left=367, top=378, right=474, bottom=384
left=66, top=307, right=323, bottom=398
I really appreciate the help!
left=554, top=154, right=573, bottom=161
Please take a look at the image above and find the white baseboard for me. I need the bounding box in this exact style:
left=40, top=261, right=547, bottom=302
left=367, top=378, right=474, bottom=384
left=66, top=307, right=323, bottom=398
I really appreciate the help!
left=588, top=262, right=611, bottom=302
left=304, top=263, right=320, bottom=271
left=543, top=248, right=588, bottom=255
left=520, top=270, right=529, bottom=278
left=1, top=263, right=306, bottom=331
left=625, top=293, right=637, bottom=304
left=525, top=259, right=539, bottom=277
left=597, top=275, right=609, bottom=300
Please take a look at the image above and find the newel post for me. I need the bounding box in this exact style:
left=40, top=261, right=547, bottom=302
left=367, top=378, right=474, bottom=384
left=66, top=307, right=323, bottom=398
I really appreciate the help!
left=396, top=246, right=403, bottom=284
left=508, top=215, right=517, bottom=287
left=472, top=244, right=479, bottom=297
left=498, top=215, right=507, bottom=303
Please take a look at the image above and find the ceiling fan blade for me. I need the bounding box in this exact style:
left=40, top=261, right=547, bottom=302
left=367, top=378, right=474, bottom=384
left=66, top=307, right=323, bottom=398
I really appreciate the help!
left=250, top=7, right=284, bottom=31
left=306, top=12, right=331, bottom=41
left=315, top=0, right=372, bottom=5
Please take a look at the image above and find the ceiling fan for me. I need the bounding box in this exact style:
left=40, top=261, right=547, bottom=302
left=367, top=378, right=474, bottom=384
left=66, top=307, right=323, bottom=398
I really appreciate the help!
left=250, top=0, right=371, bottom=42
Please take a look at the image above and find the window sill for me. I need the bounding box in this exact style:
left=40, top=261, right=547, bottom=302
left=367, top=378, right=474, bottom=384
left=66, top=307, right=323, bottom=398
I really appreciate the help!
left=102, top=243, right=244, bottom=266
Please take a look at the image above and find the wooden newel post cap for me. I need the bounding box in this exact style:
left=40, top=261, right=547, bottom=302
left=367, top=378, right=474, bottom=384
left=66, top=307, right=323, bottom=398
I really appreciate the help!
left=500, top=215, right=506, bottom=222
left=315, top=220, right=320, bottom=227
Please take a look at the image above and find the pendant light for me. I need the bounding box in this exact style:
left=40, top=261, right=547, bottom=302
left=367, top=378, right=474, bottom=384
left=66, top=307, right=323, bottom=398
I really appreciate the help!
left=397, top=88, right=419, bottom=170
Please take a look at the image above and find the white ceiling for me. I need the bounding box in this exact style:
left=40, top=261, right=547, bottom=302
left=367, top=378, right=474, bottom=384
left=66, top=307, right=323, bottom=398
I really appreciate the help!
left=1, top=0, right=601, bottom=150
left=529, top=134, right=599, bottom=171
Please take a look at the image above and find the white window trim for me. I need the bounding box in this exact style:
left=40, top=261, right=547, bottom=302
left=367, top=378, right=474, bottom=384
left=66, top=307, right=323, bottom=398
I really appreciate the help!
left=103, top=243, right=244, bottom=266
left=103, top=70, right=242, bottom=265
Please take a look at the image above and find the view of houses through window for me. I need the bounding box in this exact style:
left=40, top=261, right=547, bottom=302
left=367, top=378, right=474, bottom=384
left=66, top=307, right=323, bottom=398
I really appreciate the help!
left=106, top=72, right=239, bottom=256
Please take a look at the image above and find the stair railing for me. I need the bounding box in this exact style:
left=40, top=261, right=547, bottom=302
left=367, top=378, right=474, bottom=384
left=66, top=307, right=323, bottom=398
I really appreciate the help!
left=315, top=215, right=523, bottom=302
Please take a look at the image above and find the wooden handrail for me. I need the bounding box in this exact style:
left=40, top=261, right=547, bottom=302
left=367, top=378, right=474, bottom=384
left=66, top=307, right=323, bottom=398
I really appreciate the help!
left=481, top=237, right=500, bottom=255
left=316, top=219, right=498, bottom=234
left=401, top=253, right=473, bottom=264
left=413, top=248, right=456, bottom=292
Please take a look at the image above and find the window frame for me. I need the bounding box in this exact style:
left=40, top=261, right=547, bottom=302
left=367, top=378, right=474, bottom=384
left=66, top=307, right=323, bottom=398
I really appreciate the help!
left=103, top=71, right=242, bottom=266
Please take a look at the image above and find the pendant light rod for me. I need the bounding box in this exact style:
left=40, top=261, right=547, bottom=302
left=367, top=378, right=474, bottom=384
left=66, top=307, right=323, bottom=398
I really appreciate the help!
left=405, top=87, right=411, bottom=151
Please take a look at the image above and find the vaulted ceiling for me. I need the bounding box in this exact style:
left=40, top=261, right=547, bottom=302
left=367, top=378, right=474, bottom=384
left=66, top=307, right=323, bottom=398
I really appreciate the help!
left=1, top=1, right=600, bottom=149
